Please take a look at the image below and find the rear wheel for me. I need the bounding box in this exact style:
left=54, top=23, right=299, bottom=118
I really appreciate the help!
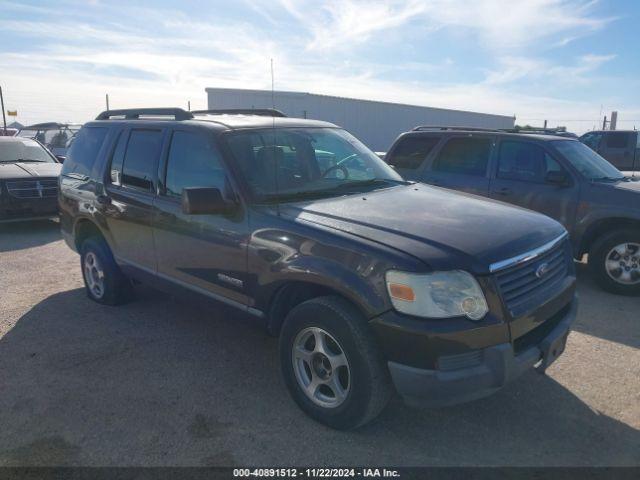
left=279, top=296, right=392, bottom=430
left=80, top=237, right=132, bottom=305
left=590, top=229, right=640, bottom=295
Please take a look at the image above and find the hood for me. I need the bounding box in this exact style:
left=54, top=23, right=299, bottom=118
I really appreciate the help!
left=279, top=184, right=566, bottom=274
left=0, top=162, right=62, bottom=180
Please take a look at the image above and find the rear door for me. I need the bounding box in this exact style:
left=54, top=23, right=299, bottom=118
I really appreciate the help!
left=153, top=128, right=251, bottom=306
left=422, top=135, right=494, bottom=196
left=598, top=132, right=635, bottom=170
left=384, top=134, right=441, bottom=180
left=103, top=126, right=166, bottom=270
left=489, top=138, right=579, bottom=231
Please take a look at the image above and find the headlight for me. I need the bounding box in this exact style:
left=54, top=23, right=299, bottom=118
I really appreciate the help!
left=385, top=270, right=488, bottom=320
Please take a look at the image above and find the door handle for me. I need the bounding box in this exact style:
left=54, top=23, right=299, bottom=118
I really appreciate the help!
left=95, top=194, right=112, bottom=206
left=496, top=187, right=512, bottom=196
left=158, top=211, right=176, bottom=221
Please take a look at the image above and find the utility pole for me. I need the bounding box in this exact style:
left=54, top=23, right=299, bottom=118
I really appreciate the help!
left=543, top=119, right=547, bottom=129
left=0, top=86, right=7, bottom=134
left=602, top=115, right=607, bottom=130
left=188, top=100, right=191, bottom=111
left=610, top=111, right=618, bottom=131
left=105, top=94, right=110, bottom=111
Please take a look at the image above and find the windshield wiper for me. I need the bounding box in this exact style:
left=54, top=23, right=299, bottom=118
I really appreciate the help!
left=261, top=190, right=338, bottom=203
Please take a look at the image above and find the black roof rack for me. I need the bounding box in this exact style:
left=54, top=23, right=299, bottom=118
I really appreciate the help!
left=95, top=108, right=194, bottom=121
left=191, top=108, right=287, bottom=117
left=412, top=125, right=501, bottom=132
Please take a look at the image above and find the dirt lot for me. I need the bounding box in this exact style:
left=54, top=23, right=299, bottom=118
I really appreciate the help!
left=0, top=219, right=638, bottom=467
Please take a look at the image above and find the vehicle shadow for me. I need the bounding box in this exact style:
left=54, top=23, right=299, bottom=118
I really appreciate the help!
left=0, top=219, right=61, bottom=253
left=0, top=287, right=638, bottom=466
left=573, top=261, right=640, bottom=349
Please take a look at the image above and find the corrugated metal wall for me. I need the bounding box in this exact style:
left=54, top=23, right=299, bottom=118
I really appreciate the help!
left=206, top=88, right=515, bottom=152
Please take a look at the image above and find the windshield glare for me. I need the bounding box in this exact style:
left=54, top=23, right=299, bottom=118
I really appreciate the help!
left=225, top=128, right=403, bottom=200
left=0, top=139, right=56, bottom=163
left=552, top=140, right=624, bottom=180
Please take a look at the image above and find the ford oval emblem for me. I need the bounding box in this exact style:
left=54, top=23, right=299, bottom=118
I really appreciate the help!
left=535, top=262, right=551, bottom=278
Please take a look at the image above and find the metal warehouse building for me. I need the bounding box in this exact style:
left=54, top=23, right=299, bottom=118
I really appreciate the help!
left=206, top=87, right=515, bottom=152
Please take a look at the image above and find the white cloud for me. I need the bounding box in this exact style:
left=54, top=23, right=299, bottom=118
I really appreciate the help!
left=0, top=0, right=631, bottom=135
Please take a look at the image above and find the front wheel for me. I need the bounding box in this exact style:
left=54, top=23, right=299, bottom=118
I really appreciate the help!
left=279, top=296, right=392, bottom=430
left=589, top=229, right=640, bottom=295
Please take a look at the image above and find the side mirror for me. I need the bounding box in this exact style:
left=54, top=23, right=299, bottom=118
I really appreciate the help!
left=182, top=187, right=232, bottom=215
left=545, top=170, right=569, bottom=186
left=55, top=155, right=66, bottom=163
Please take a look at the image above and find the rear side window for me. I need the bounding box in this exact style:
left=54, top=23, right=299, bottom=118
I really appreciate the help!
left=164, top=131, right=226, bottom=198
left=432, top=137, right=491, bottom=176
left=605, top=132, right=631, bottom=149
left=388, top=136, right=439, bottom=170
left=120, top=129, right=163, bottom=191
left=497, top=141, right=562, bottom=183
left=65, top=127, right=108, bottom=176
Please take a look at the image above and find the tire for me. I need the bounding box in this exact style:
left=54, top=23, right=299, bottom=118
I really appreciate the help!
left=80, top=236, right=133, bottom=305
left=279, top=296, right=392, bottom=430
left=589, top=228, right=640, bottom=295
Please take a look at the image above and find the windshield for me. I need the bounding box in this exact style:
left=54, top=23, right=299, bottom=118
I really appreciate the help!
left=225, top=127, right=404, bottom=201
left=0, top=139, right=56, bottom=163
left=552, top=140, right=624, bottom=181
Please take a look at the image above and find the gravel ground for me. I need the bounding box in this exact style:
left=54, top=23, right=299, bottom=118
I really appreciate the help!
left=0, top=219, right=638, bottom=467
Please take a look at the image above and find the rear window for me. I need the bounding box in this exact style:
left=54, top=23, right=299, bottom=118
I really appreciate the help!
left=388, top=136, right=439, bottom=170
left=64, top=127, right=108, bottom=175
left=432, top=137, right=491, bottom=176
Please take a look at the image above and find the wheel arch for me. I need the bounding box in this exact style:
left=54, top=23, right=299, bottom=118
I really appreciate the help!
left=265, top=281, right=372, bottom=336
left=579, top=217, right=640, bottom=257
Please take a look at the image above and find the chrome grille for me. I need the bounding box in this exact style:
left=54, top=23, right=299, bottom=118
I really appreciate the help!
left=494, top=237, right=569, bottom=314
left=6, top=179, right=58, bottom=199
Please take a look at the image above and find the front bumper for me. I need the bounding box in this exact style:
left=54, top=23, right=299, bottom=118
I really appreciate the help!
left=382, top=297, right=577, bottom=407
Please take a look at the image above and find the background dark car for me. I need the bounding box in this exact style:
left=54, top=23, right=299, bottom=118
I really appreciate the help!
left=580, top=130, right=640, bottom=171
left=0, top=136, right=61, bottom=222
left=384, top=127, right=640, bottom=295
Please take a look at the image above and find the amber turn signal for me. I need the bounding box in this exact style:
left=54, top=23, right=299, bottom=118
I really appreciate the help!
left=388, top=283, right=416, bottom=302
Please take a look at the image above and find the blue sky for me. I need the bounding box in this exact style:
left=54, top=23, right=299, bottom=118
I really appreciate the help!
left=0, top=0, right=638, bottom=133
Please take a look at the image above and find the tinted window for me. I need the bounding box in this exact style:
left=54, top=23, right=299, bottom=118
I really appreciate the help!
left=498, top=141, right=562, bottom=182
left=109, top=130, right=128, bottom=185
left=432, top=137, right=491, bottom=176
left=165, top=131, right=226, bottom=198
left=605, top=132, right=631, bottom=149
left=65, top=127, right=108, bottom=175
left=121, top=130, right=163, bottom=191
left=388, top=136, right=439, bottom=170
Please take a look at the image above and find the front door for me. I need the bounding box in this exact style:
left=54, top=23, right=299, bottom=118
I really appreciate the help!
left=489, top=139, right=579, bottom=232
left=153, top=128, right=250, bottom=306
left=422, top=135, right=493, bottom=196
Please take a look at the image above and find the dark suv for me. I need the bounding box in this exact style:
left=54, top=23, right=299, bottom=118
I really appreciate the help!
left=60, top=109, right=577, bottom=429
left=385, top=127, right=640, bottom=295
left=579, top=130, right=639, bottom=171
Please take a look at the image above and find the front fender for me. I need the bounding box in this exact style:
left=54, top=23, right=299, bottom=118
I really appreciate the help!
left=246, top=219, right=423, bottom=319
